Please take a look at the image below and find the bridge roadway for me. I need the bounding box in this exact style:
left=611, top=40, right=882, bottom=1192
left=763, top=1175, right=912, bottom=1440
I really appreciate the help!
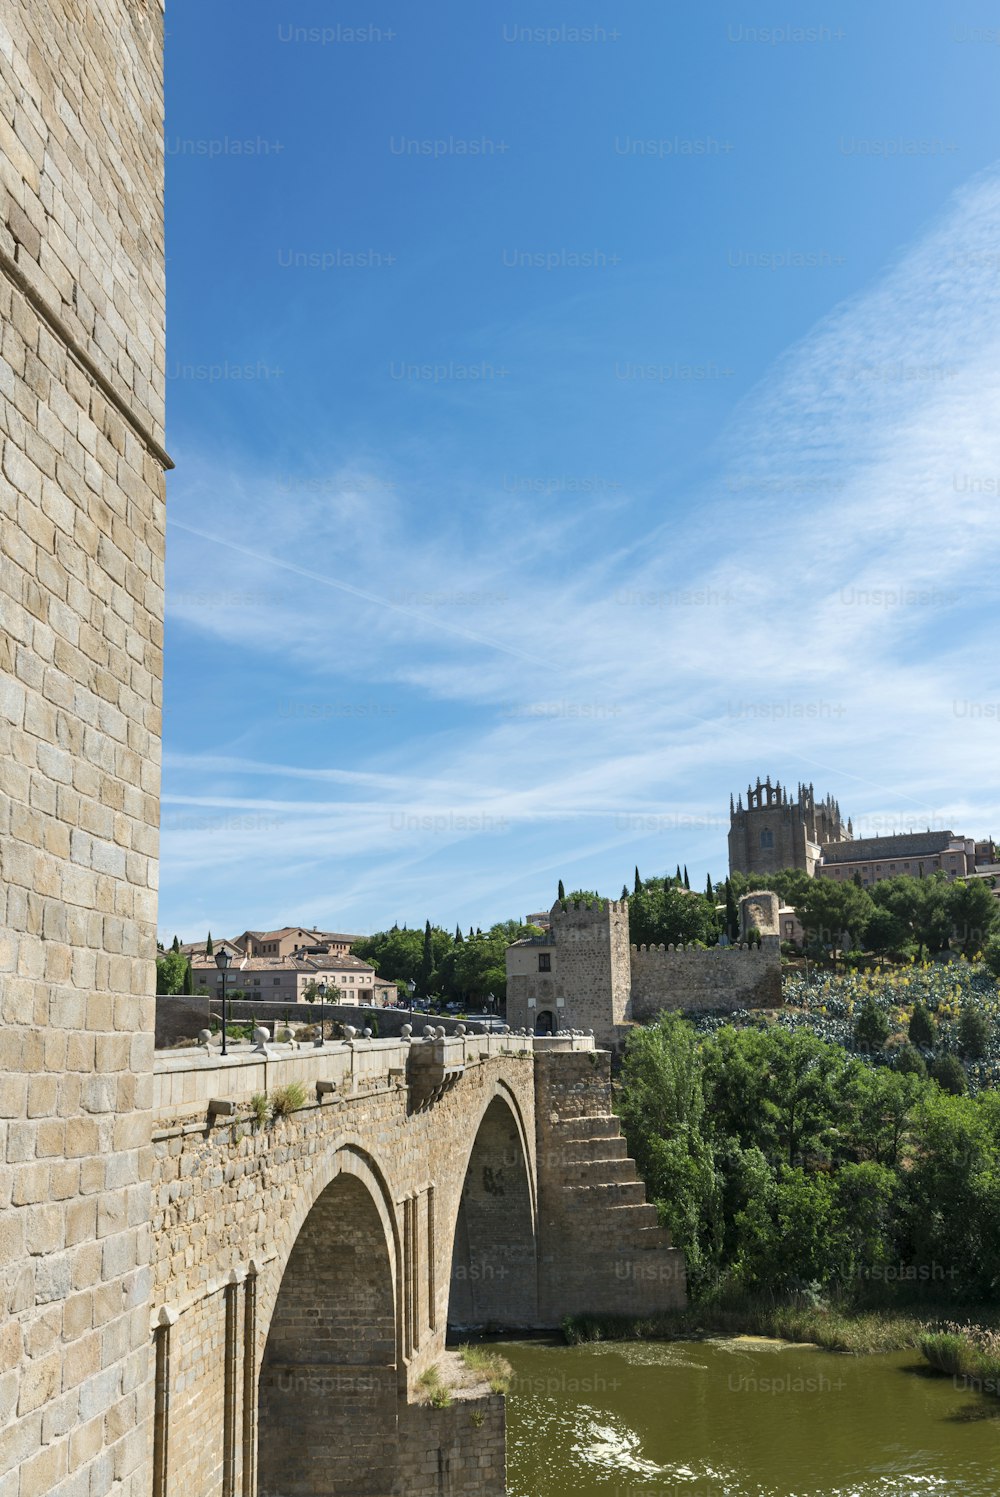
left=149, top=1029, right=685, bottom=1496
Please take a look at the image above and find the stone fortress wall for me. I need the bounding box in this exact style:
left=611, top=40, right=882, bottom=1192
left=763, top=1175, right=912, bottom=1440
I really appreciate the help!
left=1, top=4, right=168, bottom=1497
left=506, top=891, right=782, bottom=1043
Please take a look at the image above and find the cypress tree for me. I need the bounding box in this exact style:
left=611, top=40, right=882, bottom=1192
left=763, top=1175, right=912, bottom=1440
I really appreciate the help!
left=634, top=866, right=642, bottom=895
left=205, top=931, right=214, bottom=955
left=182, top=959, right=194, bottom=996
left=675, top=864, right=683, bottom=886
left=683, top=865, right=690, bottom=890
left=557, top=879, right=566, bottom=901
left=418, top=920, right=434, bottom=999
left=455, top=926, right=464, bottom=944
left=725, top=880, right=740, bottom=942
left=705, top=872, right=714, bottom=901
left=621, top=884, right=629, bottom=901
left=171, top=934, right=180, bottom=952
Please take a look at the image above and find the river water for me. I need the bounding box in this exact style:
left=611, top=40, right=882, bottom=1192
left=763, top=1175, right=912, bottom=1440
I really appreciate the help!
left=495, top=1336, right=1000, bottom=1496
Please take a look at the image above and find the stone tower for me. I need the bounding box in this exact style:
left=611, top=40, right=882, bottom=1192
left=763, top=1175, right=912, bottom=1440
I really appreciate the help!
left=504, top=899, right=632, bottom=1042
left=1, top=3, right=167, bottom=1495
left=728, top=776, right=851, bottom=878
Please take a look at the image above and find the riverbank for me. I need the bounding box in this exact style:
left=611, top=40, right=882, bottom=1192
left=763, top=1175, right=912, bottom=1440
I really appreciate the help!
left=562, top=1300, right=1000, bottom=1359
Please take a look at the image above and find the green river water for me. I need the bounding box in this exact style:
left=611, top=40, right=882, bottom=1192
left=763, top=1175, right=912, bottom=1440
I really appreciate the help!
left=494, top=1336, right=1000, bottom=1496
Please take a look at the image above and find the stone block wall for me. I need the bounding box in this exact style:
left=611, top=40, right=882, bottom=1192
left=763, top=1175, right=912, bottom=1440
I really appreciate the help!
left=629, top=943, right=781, bottom=1018
left=397, top=1393, right=505, bottom=1497
left=0, top=3, right=167, bottom=1496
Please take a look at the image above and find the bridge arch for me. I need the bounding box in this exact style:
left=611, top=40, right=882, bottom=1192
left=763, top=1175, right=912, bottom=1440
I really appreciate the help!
left=447, top=1081, right=539, bottom=1329
left=257, top=1142, right=402, bottom=1497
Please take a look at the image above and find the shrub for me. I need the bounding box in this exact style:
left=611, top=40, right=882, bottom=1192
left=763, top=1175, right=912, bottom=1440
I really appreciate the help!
left=270, top=1081, right=308, bottom=1119
left=908, top=1001, right=936, bottom=1051
left=249, top=1092, right=270, bottom=1130
left=930, top=1053, right=967, bottom=1095
left=958, top=1004, right=989, bottom=1060
left=893, top=1044, right=927, bottom=1079
left=854, top=995, right=890, bottom=1053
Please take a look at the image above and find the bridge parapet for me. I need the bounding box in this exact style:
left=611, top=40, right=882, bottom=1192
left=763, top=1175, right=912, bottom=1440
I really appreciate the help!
left=153, top=1031, right=596, bottom=1126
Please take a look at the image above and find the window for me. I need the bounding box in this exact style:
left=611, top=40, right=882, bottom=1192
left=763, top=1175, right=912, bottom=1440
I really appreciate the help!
left=538, top=953, right=551, bottom=972
left=759, top=829, right=774, bottom=850
left=273, top=978, right=280, bottom=986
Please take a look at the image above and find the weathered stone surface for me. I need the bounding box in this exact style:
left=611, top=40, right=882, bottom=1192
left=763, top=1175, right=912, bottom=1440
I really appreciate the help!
left=1, top=5, right=166, bottom=1497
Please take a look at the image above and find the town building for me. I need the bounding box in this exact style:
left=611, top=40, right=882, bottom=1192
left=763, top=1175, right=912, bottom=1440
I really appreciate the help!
left=190, top=950, right=398, bottom=1005
left=816, top=830, right=976, bottom=885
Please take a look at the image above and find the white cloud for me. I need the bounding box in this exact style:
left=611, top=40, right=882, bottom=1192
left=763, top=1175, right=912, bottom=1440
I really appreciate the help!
left=160, top=167, right=1000, bottom=938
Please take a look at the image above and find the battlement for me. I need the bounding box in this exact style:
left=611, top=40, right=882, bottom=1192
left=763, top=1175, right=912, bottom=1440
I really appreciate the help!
left=631, top=942, right=763, bottom=954
left=550, top=897, right=628, bottom=918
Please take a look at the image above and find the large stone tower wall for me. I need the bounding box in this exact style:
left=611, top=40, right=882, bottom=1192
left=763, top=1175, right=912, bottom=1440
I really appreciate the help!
left=547, top=899, right=632, bottom=1035
left=1, top=3, right=166, bottom=1495
left=729, top=776, right=850, bottom=878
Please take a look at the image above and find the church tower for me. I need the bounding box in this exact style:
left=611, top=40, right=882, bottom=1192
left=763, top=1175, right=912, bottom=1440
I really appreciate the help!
left=728, top=776, right=851, bottom=877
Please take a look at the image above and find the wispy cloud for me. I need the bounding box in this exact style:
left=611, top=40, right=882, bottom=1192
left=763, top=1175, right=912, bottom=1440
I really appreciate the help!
left=160, top=167, right=1000, bottom=939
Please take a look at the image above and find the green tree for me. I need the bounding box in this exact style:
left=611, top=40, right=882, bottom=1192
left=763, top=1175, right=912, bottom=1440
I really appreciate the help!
left=683, top=865, right=691, bottom=890
left=181, top=958, right=194, bottom=996
left=929, top=1054, right=967, bottom=1096
left=418, top=919, right=435, bottom=999
left=797, top=879, right=874, bottom=958
left=634, top=866, right=642, bottom=896
left=705, top=872, right=714, bottom=902
left=983, top=933, right=1000, bottom=979
left=566, top=889, right=602, bottom=904
left=894, top=1043, right=927, bottom=1079
left=155, top=949, right=188, bottom=995
left=557, top=879, right=565, bottom=901
left=724, top=879, right=740, bottom=943
left=958, top=1003, right=989, bottom=1060
left=628, top=879, right=718, bottom=949
left=948, top=878, right=1000, bottom=956
left=205, top=931, right=214, bottom=955
left=170, top=934, right=180, bottom=952
left=908, top=1000, right=936, bottom=1051
left=853, top=995, right=890, bottom=1055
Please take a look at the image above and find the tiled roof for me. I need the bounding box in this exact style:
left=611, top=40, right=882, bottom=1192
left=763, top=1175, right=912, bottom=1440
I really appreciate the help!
left=821, top=831, right=957, bottom=863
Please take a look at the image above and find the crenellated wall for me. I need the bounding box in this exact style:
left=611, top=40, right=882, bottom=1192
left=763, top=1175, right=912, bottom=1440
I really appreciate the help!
left=630, top=942, right=781, bottom=1018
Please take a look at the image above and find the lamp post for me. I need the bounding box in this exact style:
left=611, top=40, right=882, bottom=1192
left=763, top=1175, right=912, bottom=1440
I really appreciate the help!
left=315, top=981, right=327, bottom=1048
left=215, top=947, right=233, bottom=1056
left=407, top=978, right=416, bottom=1017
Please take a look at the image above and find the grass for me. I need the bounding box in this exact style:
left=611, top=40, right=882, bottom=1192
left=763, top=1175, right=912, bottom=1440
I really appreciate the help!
left=269, top=1081, right=308, bottom=1119
left=562, top=1297, right=1000, bottom=1357
left=458, top=1344, right=513, bottom=1395
left=921, top=1323, right=1000, bottom=1395
left=417, top=1363, right=453, bottom=1408
left=248, top=1092, right=270, bottom=1130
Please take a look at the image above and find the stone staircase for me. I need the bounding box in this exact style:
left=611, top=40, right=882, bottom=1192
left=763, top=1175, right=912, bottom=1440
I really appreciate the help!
left=548, top=1113, right=675, bottom=1249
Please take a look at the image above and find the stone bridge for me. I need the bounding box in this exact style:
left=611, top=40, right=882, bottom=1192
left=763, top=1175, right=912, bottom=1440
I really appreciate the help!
left=149, top=1030, right=685, bottom=1496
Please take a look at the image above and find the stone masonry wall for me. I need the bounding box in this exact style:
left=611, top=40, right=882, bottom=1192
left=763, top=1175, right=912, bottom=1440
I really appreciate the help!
left=149, top=1042, right=538, bottom=1496
left=0, top=4, right=167, bottom=1497
left=629, top=944, right=782, bottom=1018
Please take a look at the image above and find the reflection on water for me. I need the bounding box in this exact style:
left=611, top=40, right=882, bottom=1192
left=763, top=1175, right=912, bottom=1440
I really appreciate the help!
left=496, top=1335, right=1000, bottom=1496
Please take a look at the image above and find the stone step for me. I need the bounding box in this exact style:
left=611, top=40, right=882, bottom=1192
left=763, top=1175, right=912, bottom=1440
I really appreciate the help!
left=605, top=1201, right=660, bottom=1228
left=552, top=1113, right=621, bottom=1141
left=562, top=1180, right=648, bottom=1206
left=625, top=1223, right=674, bottom=1250
left=558, top=1136, right=628, bottom=1163
left=561, top=1158, right=639, bottom=1185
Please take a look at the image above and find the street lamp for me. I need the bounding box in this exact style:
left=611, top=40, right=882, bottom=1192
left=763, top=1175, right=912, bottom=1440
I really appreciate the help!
left=407, top=978, right=416, bottom=1016
left=215, top=947, right=233, bottom=1056
left=315, top=981, right=327, bottom=1048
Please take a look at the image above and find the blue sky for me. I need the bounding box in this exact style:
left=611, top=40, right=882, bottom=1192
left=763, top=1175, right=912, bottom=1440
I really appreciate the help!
left=160, top=1, right=1000, bottom=943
